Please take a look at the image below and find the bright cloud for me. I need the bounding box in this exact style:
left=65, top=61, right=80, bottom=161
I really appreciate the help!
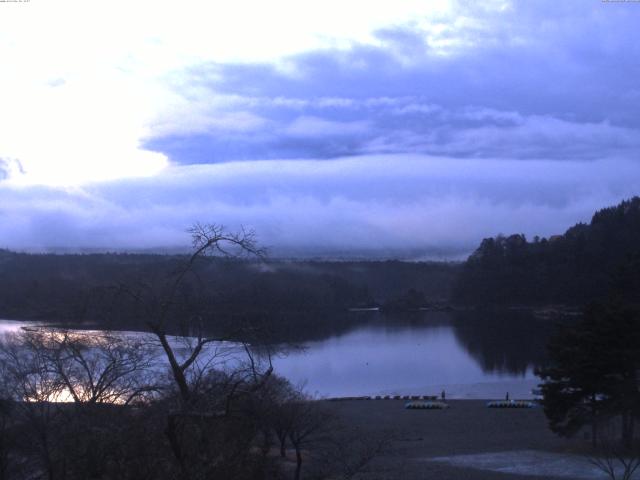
left=0, top=0, right=471, bottom=186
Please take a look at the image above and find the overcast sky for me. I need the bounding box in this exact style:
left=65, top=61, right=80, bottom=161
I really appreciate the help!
left=1, top=0, right=638, bottom=256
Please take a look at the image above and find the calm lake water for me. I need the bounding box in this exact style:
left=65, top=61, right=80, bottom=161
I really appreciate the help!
left=270, top=311, right=555, bottom=399
left=0, top=311, right=558, bottom=399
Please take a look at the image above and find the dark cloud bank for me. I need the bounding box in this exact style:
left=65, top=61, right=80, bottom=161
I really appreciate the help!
left=1, top=157, right=638, bottom=257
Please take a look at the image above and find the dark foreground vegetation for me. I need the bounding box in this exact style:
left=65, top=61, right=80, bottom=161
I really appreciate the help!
left=0, top=226, right=387, bottom=480
left=536, top=297, right=640, bottom=473
left=0, top=328, right=388, bottom=480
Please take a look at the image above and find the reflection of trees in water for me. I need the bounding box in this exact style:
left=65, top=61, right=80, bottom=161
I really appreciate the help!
left=251, top=310, right=374, bottom=344
left=450, top=310, right=559, bottom=376
left=248, top=309, right=559, bottom=377
left=37, top=309, right=563, bottom=377
left=261, top=310, right=445, bottom=344
left=371, top=310, right=559, bottom=376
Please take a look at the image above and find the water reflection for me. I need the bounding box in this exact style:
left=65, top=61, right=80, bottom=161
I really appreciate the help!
left=450, top=310, right=556, bottom=375
left=1, top=311, right=560, bottom=399
left=271, top=311, right=557, bottom=398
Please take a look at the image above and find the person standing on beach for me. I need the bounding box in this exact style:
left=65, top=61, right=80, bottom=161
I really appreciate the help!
left=441, top=390, right=445, bottom=401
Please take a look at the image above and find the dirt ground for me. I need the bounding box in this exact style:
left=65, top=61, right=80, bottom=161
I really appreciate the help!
left=324, top=399, right=597, bottom=480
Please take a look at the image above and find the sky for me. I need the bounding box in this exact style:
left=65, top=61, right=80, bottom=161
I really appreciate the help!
left=0, top=0, right=639, bottom=257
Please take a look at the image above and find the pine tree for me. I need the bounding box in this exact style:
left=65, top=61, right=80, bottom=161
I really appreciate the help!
left=537, top=302, right=640, bottom=447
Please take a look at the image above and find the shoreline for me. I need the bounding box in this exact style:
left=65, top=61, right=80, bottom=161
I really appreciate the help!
left=325, top=399, right=601, bottom=479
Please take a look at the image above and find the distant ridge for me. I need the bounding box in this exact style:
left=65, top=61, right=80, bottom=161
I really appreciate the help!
left=9, top=245, right=471, bottom=262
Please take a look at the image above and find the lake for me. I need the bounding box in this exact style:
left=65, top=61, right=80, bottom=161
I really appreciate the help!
left=270, top=310, right=556, bottom=399
left=0, top=310, right=558, bottom=399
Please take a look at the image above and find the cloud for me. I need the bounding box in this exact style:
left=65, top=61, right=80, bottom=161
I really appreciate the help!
left=0, top=0, right=475, bottom=185
left=146, top=95, right=640, bottom=163
left=4, top=0, right=640, bottom=183
left=284, top=116, right=370, bottom=138
left=0, top=156, right=637, bottom=255
left=1, top=0, right=639, bottom=254
left=142, top=0, right=640, bottom=166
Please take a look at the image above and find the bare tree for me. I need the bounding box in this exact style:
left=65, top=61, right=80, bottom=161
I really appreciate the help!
left=12, top=328, right=158, bottom=405
left=0, top=225, right=286, bottom=480
left=0, top=327, right=161, bottom=480
left=286, top=398, right=330, bottom=480
left=122, top=223, right=267, bottom=406
left=587, top=418, right=640, bottom=480
left=270, top=379, right=300, bottom=459
left=115, top=224, right=281, bottom=479
left=308, top=426, right=390, bottom=480
left=0, top=331, right=70, bottom=480
left=279, top=396, right=388, bottom=480
left=0, top=398, right=14, bottom=480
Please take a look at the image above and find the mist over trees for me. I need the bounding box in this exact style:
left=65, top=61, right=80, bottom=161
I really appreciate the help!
left=0, top=249, right=458, bottom=337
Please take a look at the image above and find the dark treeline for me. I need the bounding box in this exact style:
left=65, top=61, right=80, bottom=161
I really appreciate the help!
left=453, top=197, right=640, bottom=306
left=3, top=197, right=640, bottom=328
left=0, top=249, right=458, bottom=335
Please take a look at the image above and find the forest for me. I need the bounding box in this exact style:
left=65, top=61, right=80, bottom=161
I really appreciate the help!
left=2, top=197, right=640, bottom=333
left=453, top=197, right=640, bottom=307
left=0, top=246, right=458, bottom=338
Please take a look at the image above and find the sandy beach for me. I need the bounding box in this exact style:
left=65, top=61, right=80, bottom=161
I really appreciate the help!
left=325, top=399, right=612, bottom=480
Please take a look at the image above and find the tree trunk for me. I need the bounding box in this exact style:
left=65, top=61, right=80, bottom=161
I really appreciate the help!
left=591, top=400, right=598, bottom=448
left=294, top=446, right=302, bottom=480
left=621, top=412, right=634, bottom=450
left=156, top=332, right=191, bottom=404
left=40, top=431, right=56, bottom=480
left=261, top=429, right=271, bottom=457
left=277, top=433, right=286, bottom=458
left=165, top=414, right=187, bottom=474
